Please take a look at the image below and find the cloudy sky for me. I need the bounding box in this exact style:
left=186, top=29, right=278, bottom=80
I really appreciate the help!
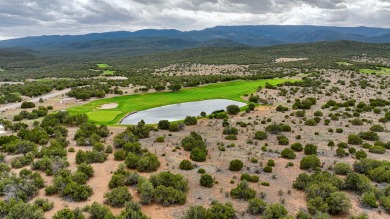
left=0, top=0, right=390, bottom=40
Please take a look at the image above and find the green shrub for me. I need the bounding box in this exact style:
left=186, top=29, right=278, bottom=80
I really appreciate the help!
left=333, top=163, right=351, bottom=175
left=355, top=150, right=367, bottom=160
left=263, top=166, right=272, bottom=173
left=254, top=131, right=268, bottom=140
left=281, top=148, right=296, bottom=159
left=300, top=155, right=321, bottom=170
left=199, top=174, right=214, bottom=187
left=179, top=160, right=194, bottom=170
left=247, top=198, right=267, bottom=215
left=361, top=192, right=378, bottom=208
left=291, top=142, right=303, bottom=152
left=184, top=116, right=197, bottom=125
left=230, top=180, right=256, bottom=200
left=226, top=105, right=240, bottom=115
left=263, top=203, right=288, bottom=219
left=155, top=136, right=165, bottom=142
left=348, top=134, right=363, bottom=145
left=267, top=159, right=275, bottom=166
left=326, top=192, right=351, bottom=215
left=229, top=159, right=244, bottom=171
left=368, top=146, right=386, bottom=154
left=104, top=186, right=132, bottom=207
left=304, top=144, right=317, bottom=155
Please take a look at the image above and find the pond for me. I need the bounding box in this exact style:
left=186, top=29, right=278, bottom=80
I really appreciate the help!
left=120, top=99, right=246, bottom=125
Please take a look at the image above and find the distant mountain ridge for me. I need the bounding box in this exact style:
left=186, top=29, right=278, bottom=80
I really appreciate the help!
left=1, top=25, right=390, bottom=56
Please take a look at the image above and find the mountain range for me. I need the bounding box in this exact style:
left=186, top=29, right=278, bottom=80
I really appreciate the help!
left=1, top=25, right=390, bottom=56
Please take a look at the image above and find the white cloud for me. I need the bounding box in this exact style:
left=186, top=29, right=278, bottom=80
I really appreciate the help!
left=0, top=0, right=389, bottom=39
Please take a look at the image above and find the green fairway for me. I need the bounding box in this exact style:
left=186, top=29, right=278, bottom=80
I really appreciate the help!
left=102, top=70, right=115, bottom=75
left=97, top=63, right=110, bottom=68
left=359, top=67, right=390, bottom=74
left=67, top=79, right=296, bottom=125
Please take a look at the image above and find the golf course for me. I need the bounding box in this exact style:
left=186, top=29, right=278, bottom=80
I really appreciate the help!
left=67, top=79, right=295, bottom=125
left=359, top=67, right=390, bottom=74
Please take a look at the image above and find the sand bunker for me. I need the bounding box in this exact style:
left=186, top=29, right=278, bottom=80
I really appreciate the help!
left=99, top=103, right=118, bottom=109
left=275, top=58, right=307, bottom=63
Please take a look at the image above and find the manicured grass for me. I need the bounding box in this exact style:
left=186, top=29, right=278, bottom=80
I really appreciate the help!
left=87, top=111, right=122, bottom=122
left=102, top=70, right=115, bottom=75
left=97, top=63, right=110, bottom=68
left=359, top=67, right=390, bottom=74
left=67, top=79, right=296, bottom=125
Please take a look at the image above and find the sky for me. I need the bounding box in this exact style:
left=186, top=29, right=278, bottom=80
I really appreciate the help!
left=0, top=0, right=390, bottom=40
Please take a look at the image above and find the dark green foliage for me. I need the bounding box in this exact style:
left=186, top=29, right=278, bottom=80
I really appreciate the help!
left=229, top=159, right=243, bottom=171
left=281, top=148, right=296, bottom=159
left=184, top=116, right=197, bottom=125
left=200, top=174, right=214, bottom=187
left=254, top=131, right=268, bottom=140
left=86, top=202, right=114, bottom=219
left=263, top=166, right=272, bottom=173
left=370, top=124, right=384, bottom=132
left=226, top=105, right=240, bottom=115
left=300, top=155, right=321, bottom=170
left=267, top=159, right=275, bottom=166
left=118, top=201, right=150, bottom=219
left=358, top=131, right=379, bottom=141
left=74, top=123, right=109, bottom=146
left=53, top=208, right=85, bottom=219
left=348, top=134, right=363, bottom=145
left=263, top=203, right=288, bottom=219
left=291, top=142, right=303, bottom=151
left=360, top=192, right=378, bottom=208
left=277, top=135, right=289, bottom=145
left=158, top=120, right=170, bottom=130
left=223, top=126, right=238, bottom=135
left=75, top=150, right=107, bottom=164
left=181, top=132, right=205, bottom=151
left=33, top=198, right=54, bottom=212
left=326, top=192, right=351, bottom=215
left=179, top=160, right=194, bottom=170
left=104, top=186, right=132, bottom=207
left=247, top=198, right=267, bottom=215
left=21, top=101, right=35, bottom=108
left=304, top=144, right=317, bottom=155
left=355, top=150, right=367, bottom=159
left=190, top=147, right=208, bottom=162
left=333, top=163, right=351, bottom=175
left=230, top=180, right=256, bottom=200
left=183, top=201, right=235, bottom=219
left=265, top=123, right=291, bottom=134
left=276, top=105, right=289, bottom=112
left=368, top=146, right=386, bottom=154
left=153, top=185, right=187, bottom=205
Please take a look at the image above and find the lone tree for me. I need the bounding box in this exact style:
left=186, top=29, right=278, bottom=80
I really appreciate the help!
left=226, top=105, right=240, bottom=115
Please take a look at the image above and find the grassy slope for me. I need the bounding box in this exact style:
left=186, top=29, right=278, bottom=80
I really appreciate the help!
left=68, top=79, right=294, bottom=125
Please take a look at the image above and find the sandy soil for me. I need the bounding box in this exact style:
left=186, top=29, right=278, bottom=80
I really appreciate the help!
left=275, top=58, right=308, bottom=63
left=99, top=103, right=118, bottom=109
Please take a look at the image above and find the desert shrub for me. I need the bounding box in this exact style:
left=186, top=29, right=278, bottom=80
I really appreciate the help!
left=33, top=198, right=54, bottom=211
left=300, top=155, right=321, bottom=170
left=247, top=198, right=267, bottom=214
left=291, top=142, right=303, bottom=152
left=223, top=126, right=238, bottom=135
left=190, top=147, right=208, bottom=162
left=179, top=160, right=194, bottom=170
left=52, top=208, right=85, bottom=219
left=360, top=192, right=378, bottom=208
left=104, top=186, right=132, bottom=207
left=169, top=123, right=181, bottom=133
left=305, top=119, right=317, bottom=126
left=199, top=174, right=214, bottom=187
left=137, top=179, right=154, bottom=205
left=276, top=105, right=289, bottom=112
left=226, top=105, right=240, bottom=115
left=230, top=180, right=256, bottom=200
left=263, top=166, right=272, bottom=173
left=348, top=134, right=363, bottom=145
left=21, top=101, right=35, bottom=108
left=277, top=135, right=289, bottom=145
left=265, top=123, right=291, bottom=134
left=326, top=192, right=351, bottom=215
left=355, top=150, right=367, bottom=160
left=86, top=202, right=114, bottom=219
left=184, top=201, right=235, bottom=219
left=125, top=152, right=160, bottom=172
left=75, top=150, right=107, bottom=164
left=370, top=124, right=384, bottom=132
left=304, top=144, right=317, bottom=155
left=263, top=203, right=288, bottom=219
left=114, top=149, right=127, bottom=161
left=153, top=185, right=186, bottom=205
left=333, top=163, right=351, bottom=175
left=155, top=136, right=165, bottom=142
left=184, top=116, right=197, bottom=125
left=254, top=131, right=268, bottom=140
left=267, top=159, right=275, bottom=166
left=158, top=120, right=170, bottom=130
left=368, top=146, right=386, bottom=154
left=359, top=131, right=379, bottom=141
left=229, top=159, right=243, bottom=171
left=181, top=132, right=206, bottom=151
left=336, top=147, right=346, bottom=158
left=281, top=148, right=296, bottom=159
